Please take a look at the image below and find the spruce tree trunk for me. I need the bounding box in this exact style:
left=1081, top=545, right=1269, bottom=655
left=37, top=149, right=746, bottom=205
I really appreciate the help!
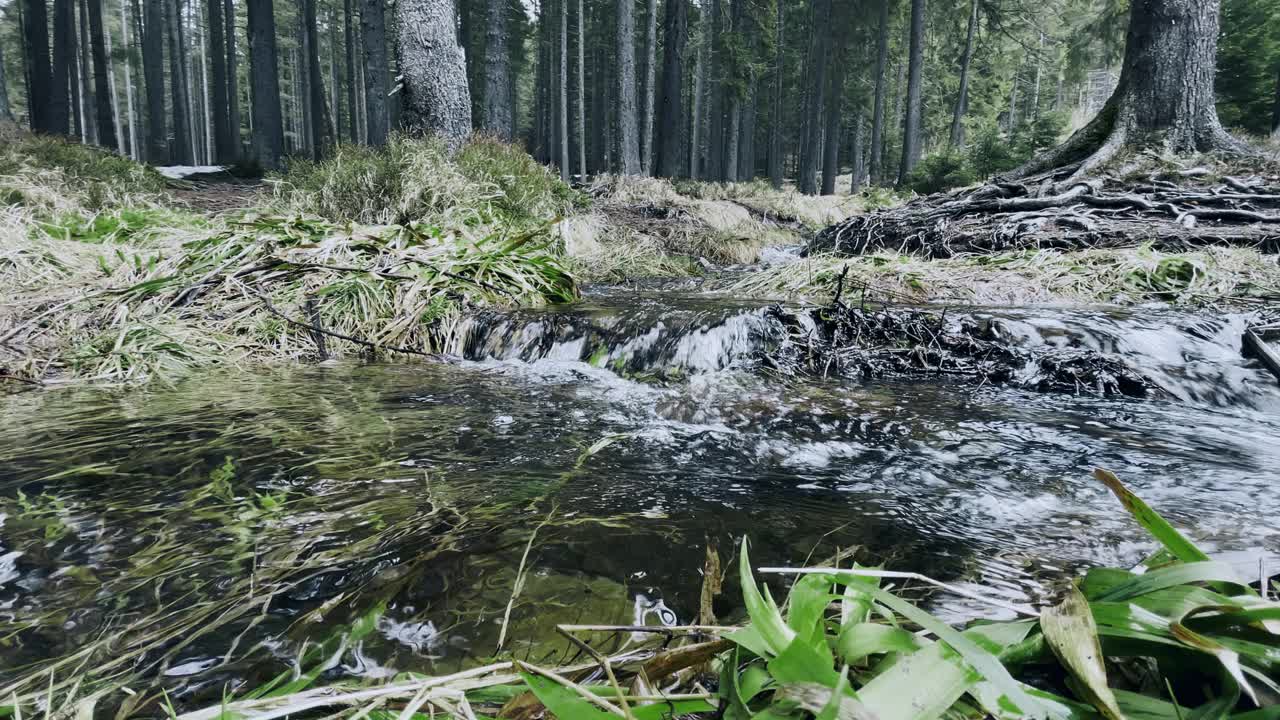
left=850, top=107, right=864, bottom=193
left=78, top=0, right=97, bottom=144
left=867, top=0, right=888, bottom=185
left=142, top=0, right=167, bottom=161
left=576, top=0, right=587, bottom=177
left=122, top=0, right=141, bottom=159
left=52, top=0, right=75, bottom=135
left=246, top=0, right=283, bottom=167
left=168, top=0, right=193, bottom=164
left=330, top=5, right=341, bottom=141
left=690, top=35, right=703, bottom=178
left=23, top=0, right=54, bottom=132
left=640, top=0, right=657, bottom=174
left=1273, top=66, right=1280, bottom=138
left=559, top=0, right=570, bottom=179
left=798, top=0, right=829, bottom=195
left=820, top=39, right=844, bottom=196
left=739, top=87, right=755, bottom=181
left=207, top=0, right=231, bottom=160
left=85, top=0, right=114, bottom=148
left=705, top=0, right=723, bottom=180
left=1015, top=0, right=1245, bottom=180
left=766, top=0, right=783, bottom=189
left=396, top=0, right=472, bottom=151
left=655, top=0, right=686, bottom=178
left=361, top=0, right=390, bottom=146
left=482, top=0, right=513, bottom=139
left=616, top=0, right=641, bottom=174
left=345, top=0, right=359, bottom=143
left=0, top=28, right=12, bottom=122
left=102, top=0, right=124, bottom=151
left=304, top=0, right=332, bottom=157
left=225, top=0, right=241, bottom=158
left=897, top=0, right=924, bottom=184
left=948, top=0, right=976, bottom=149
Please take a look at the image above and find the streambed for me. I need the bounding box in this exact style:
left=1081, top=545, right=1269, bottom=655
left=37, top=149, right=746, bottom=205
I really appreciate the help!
left=2, top=285, right=1279, bottom=710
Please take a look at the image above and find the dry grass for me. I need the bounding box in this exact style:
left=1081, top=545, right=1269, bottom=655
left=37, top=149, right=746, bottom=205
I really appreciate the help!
left=728, top=245, right=1280, bottom=306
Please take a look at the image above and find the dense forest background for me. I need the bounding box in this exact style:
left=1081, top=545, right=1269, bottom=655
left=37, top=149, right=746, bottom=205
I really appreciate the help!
left=0, top=0, right=1277, bottom=194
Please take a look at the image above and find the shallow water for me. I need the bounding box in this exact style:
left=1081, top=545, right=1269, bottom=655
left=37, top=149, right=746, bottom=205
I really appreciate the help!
left=2, top=288, right=1279, bottom=707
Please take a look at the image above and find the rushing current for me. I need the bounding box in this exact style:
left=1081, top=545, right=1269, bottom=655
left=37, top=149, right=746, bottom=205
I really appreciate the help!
left=2, top=282, right=1278, bottom=707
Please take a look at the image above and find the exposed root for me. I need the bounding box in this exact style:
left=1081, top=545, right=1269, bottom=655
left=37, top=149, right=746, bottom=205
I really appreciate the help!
left=813, top=162, right=1280, bottom=260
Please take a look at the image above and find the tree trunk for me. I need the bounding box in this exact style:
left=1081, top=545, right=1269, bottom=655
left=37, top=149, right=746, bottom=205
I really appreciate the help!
left=142, top=0, right=167, bottom=161
left=225, top=0, right=241, bottom=158
left=77, top=0, right=96, bottom=143
left=640, top=0, right=657, bottom=174
left=344, top=0, right=359, bottom=143
left=481, top=0, right=513, bottom=139
left=690, top=34, right=704, bottom=178
left=84, top=0, right=114, bottom=148
left=766, top=0, right=783, bottom=189
left=198, top=6, right=212, bottom=161
left=0, top=28, right=11, bottom=122
left=655, top=0, right=686, bottom=178
left=305, top=0, right=332, bottom=157
left=1015, top=0, right=1245, bottom=180
left=867, top=0, right=889, bottom=185
left=246, top=0, right=283, bottom=167
left=897, top=0, right=924, bottom=184
left=948, top=0, right=977, bottom=149
left=850, top=107, right=864, bottom=193
left=102, top=0, right=124, bottom=152
left=329, top=4, right=341, bottom=142
left=52, top=0, right=75, bottom=135
left=706, top=0, right=723, bottom=180
left=820, top=36, right=845, bottom=196
left=23, top=0, right=54, bottom=132
left=206, top=0, right=231, bottom=160
left=615, top=0, right=641, bottom=174
left=559, top=0, right=570, bottom=178
left=1273, top=66, right=1280, bottom=138
left=362, top=0, right=390, bottom=146
left=739, top=87, right=756, bottom=181
left=396, top=0, right=472, bottom=151
left=576, top=0, right=587, bottom=177
left=122, top=0, right=141, bottom=158
left=799, top=0, right=830, bottom=195
left=168, top=0, right=193, bottom=164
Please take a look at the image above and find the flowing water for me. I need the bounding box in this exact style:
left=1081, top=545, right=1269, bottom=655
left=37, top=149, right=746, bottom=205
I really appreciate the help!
left=2, top=283, right=1279, bottom=708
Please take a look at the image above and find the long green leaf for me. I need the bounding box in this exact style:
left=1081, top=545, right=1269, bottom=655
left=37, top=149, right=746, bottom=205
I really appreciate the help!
left=738, top=539, right=797, bottom=657
left=856, top=641, right=979, bottom=720
left=1095, top=562, right=1247, bottom=602
left=1095, top=469, right=1208, bottom=564
left=1041, top=584, right=1125, bottom=720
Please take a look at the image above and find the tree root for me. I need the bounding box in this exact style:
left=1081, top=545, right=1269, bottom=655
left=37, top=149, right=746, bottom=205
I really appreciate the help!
left=813, top=167, right=1280, bottom=259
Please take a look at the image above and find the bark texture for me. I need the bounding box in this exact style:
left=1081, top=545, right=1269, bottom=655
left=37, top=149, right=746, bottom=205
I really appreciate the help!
left=51, top=0, right=75, bottom=135
left=641, top=0, right=657, bottom=174
left=361, top=0, right=390, bottom=146
left=766, top=0, right=784, bottom=189
left=247, top=0, right=284, bottom=168
left=948, top=0, right=977, bottom=149
left=0, top=28, right=12, bottom=121
left=86, top=0, right=115, bottom=148
left=344, top=0, right=359, bottom=143
left=1013, top=0, right=1245, bottom=180
left=396, top=0, right=473, bottom=151
left=226, top=0, right=241, bottom=159
left=167, top=0, right=193, bottom=164
left=798, top=0, right=830, bottom=195
left=142, top=0, right=167, bottom=162
left=616, top=0, right=642, bottom=174
left=78, top=0, right=96, bottom=144
left=897, top=0, right=925, bottom=183
left=206, top=0, right=231, bottom=160
left=304, top=0, right=332, bottom=156
left=482, top=0, right=513, bottom=139
left=23, top=0, right=54, bottom=132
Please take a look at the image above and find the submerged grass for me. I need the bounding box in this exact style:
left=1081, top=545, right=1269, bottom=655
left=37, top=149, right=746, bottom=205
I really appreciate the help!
left=5, top=468, right=1270, bottom=719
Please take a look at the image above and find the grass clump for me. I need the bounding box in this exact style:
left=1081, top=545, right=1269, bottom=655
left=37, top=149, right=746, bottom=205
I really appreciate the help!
left=0, top=124, right=167, bottom=213
left=729, top=244, right=1280, bottom=307
left=271, top=135, right=580, bottom=227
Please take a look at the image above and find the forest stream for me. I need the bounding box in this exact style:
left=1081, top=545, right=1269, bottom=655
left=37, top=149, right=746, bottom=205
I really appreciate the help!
left=3, top=271, right=1279, bottom=707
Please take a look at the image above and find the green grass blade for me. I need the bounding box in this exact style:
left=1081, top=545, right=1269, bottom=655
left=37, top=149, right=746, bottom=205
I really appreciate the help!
left=1095, top=469, right=1208, bottom=563
left=1041, top=584, right=1125, bottom=720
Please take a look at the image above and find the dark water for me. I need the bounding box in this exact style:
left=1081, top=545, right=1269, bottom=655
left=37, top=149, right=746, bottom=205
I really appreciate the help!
left=2, top=289, right=1279, bottom=707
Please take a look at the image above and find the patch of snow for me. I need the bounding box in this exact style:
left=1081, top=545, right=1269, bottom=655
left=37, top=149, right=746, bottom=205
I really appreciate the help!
left=155, top=165, right=227, bottom=179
